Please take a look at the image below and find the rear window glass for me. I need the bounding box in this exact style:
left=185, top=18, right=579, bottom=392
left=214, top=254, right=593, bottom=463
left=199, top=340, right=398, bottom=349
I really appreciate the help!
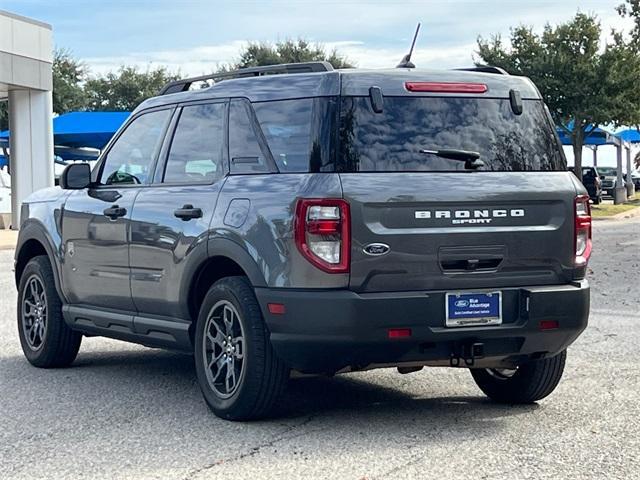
left=338, top=97, right=566, bottom=172
left=253, top=99, right=313, bottom=172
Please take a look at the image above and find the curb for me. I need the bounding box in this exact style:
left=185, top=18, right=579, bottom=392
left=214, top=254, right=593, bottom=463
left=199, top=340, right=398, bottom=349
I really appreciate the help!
left=593, top=205, right=640, bottom=221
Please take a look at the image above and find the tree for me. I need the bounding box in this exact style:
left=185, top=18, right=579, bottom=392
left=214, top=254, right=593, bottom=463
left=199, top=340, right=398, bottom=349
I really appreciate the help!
left=617, top=0, right=640, bottom=46
left=476, top=12, right=640, bottom=180
left=84, top=66, right=179, bottom=111
left=52, top=48, right=87, bottom=115
left=233, top=39, right=354, bottom=69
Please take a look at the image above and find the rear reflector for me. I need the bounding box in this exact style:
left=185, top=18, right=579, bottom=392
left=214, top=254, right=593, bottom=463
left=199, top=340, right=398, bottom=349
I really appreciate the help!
left=388, top=328, right=412, bottom=339
left=405, top=82, right=488, bottom=94
left=267, top=303, right=286, bottom=315
left=539, top=320, right=559, bottom=331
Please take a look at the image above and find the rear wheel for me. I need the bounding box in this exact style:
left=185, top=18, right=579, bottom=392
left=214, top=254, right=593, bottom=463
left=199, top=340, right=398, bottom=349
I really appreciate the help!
left=17, top=256, right=82, bottom=368
left=194, top=276, right=289, bottom=420
left=470, top=350, right=566, bottom=404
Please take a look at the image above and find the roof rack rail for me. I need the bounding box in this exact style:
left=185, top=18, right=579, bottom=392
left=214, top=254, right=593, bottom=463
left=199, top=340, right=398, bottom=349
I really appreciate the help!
left=454, top=65, right=509, bottom=75
left=158, top=61, right=334, bottom=95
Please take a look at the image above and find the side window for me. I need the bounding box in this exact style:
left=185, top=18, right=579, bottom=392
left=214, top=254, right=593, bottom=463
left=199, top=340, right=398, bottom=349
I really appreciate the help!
left=253, top=99, right=313, bottom=172
left=229, top=100, right=270, bottom=174
left=99, top=109, right=171, bottom=185
left=163, top=103, right=226, bottom=184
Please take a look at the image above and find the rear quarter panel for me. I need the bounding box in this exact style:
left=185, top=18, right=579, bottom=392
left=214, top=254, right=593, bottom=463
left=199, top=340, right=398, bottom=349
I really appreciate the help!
left=212, top=173, right=347, bottom=288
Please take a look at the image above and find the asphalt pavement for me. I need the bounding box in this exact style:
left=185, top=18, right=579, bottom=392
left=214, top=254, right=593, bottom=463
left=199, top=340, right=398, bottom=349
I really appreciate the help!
left=1, top=217, right=639, bottom=480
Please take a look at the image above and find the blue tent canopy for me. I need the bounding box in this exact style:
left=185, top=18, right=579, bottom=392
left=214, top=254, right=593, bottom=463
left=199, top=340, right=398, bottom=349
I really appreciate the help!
left=0, top=111, right=130, bottom=151
left=555, top=124, right=618, bottom=146
left=616, top=128, right=640, bottom=143
left=0, top=154, right=7, bottom=169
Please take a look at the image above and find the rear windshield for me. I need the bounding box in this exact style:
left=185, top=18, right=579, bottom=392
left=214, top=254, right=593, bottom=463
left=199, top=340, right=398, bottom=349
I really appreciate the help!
left=338, top=97, right=566, bottom=172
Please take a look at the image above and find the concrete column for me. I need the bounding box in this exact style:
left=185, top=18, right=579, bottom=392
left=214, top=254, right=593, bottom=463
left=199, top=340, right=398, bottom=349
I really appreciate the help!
left=8, top=89, right=54, bottom=228
left=614, top=144, right=627, bottom=204
left=625, top=145, right=635, bottom=197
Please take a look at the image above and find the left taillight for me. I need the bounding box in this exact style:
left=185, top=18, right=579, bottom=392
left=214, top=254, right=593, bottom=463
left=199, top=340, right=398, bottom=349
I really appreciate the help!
left=574, top=195, right=592, bottom=267
left=294, top=198, right=350, bottom=273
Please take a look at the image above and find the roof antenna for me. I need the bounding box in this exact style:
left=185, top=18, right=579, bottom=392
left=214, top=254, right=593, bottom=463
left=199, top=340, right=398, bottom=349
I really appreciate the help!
left=396, top=23, right=421, bottom=69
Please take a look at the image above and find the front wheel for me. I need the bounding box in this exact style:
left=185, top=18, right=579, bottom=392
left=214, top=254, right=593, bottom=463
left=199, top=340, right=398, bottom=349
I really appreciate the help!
left=194, top=276, right=289, bottom=421
left=17, top=256, right=82, bottom=368
left=470, top=350, right=566, bottom=404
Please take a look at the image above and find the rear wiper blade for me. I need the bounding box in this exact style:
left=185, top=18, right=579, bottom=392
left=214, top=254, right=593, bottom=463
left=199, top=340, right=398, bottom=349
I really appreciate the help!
left=419, top=148, right=484, bottom=169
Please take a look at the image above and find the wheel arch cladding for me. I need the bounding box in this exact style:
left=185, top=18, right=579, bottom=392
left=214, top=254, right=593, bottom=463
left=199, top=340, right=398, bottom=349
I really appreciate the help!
left=187, top=254, right=259, bottom=327
left=15, top=227, right=64, bottom=301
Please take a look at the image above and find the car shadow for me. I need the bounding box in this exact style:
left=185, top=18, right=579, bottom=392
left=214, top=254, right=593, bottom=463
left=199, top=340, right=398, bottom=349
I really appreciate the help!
left=2, top=346, right=539, bottom=434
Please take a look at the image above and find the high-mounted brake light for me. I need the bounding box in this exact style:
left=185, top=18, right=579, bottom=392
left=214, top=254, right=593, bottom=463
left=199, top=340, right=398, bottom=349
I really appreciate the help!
left=295, top=199, right=350, bottom=273
left=405, top=82, right=488, bottom=94
left=574, top=195, right=592, bottom=267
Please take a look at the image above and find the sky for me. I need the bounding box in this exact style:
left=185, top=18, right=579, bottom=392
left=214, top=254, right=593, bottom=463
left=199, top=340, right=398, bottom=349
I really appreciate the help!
left=1, top=0, right=637, bottom=166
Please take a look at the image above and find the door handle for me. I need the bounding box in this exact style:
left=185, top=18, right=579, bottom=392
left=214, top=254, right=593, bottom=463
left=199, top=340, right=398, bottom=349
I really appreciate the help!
left=174, top=204, right=203, bottom=221
left=103, top=205, right=127, bottom=219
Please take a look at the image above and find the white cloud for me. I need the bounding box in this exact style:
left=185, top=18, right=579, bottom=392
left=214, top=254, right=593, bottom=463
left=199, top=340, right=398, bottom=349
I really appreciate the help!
left=79, top=0, right=635, bottom=77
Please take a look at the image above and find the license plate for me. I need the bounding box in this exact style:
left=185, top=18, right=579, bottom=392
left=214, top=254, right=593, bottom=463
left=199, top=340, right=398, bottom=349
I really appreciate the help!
left=445, top=291, right=502, bottom=327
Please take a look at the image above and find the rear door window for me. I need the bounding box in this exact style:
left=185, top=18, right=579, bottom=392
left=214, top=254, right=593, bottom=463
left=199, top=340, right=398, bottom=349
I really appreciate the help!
left=338, top=97, right=566, bottom=172
left=229, top=100, right=271, bottom=174
left=162, top=103, right=226, bottom=184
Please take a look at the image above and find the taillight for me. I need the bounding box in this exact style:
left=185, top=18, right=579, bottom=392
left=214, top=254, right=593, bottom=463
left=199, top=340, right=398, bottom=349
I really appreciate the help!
left=574, top=195, right=592, bottom=266
left=295, top=199, right=350, bottom=273
left=405, top=82, right=488, bottom=94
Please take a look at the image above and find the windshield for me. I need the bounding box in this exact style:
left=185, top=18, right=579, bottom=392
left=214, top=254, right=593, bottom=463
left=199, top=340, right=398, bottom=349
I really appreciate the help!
left=599, top=167, right=617, bottom=176
left=338, top=96, right=566, bottom=172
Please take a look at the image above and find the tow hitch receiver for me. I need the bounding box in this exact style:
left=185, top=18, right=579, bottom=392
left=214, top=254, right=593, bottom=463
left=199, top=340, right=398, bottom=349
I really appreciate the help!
left=450, top=342, right=485, bottom=367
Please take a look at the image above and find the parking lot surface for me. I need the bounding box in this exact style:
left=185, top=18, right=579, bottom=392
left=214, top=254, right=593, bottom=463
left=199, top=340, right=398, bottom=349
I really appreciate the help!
left=1, top=217, right=639, bottom=480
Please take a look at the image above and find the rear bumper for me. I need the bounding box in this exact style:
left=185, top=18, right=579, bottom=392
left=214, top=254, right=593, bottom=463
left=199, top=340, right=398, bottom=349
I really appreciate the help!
left=255, top=281, right=590, bottom=373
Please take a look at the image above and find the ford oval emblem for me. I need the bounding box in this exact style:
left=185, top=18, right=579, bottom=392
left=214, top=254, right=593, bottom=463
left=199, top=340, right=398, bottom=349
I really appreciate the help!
left=363, top=243, right=390, bottom=256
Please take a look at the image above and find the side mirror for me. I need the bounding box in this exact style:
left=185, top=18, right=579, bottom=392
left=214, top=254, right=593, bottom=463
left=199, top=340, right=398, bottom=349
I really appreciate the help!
left=60, top=163, right=91, bottom=189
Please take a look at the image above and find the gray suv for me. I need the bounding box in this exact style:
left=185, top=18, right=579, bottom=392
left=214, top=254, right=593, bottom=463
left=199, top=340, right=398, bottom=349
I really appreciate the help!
left=14, top=62, right=591, bottom=420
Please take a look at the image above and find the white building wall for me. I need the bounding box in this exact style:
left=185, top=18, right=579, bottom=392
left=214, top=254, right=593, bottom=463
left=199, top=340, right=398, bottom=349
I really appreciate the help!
left=0, top=10, right=53, bottom=229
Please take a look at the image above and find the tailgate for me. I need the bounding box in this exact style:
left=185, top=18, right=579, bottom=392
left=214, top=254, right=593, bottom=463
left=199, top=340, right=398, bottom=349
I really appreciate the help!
left=342, top=172, right=578, bottom=292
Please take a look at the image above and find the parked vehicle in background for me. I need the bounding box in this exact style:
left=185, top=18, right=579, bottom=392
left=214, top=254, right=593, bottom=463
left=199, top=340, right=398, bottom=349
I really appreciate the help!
left=631, top=169, right=640, bottom=189
left=14, top=62, right=591, bottom=421
left=598, top=167, right=618, bottom=197
left=571, top=166, right=602, bottom=204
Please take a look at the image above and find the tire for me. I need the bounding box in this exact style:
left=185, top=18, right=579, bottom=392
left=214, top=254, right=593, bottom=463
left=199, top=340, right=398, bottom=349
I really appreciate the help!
left=470, top=350, right=566, bottom=404
left=17, top=256, right=82, bottom=368
left=194, top=276, right=289, bottom=421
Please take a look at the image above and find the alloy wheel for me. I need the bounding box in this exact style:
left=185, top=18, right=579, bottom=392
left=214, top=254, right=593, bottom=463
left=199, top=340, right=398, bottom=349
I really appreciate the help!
left=21, top=274, right=47, bottom=350
left=202, top=300, right=245, bottom=398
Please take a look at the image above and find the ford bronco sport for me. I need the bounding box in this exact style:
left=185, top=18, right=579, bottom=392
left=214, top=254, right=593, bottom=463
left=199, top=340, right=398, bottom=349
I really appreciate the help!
left=15, top=62, right=591, bottom=420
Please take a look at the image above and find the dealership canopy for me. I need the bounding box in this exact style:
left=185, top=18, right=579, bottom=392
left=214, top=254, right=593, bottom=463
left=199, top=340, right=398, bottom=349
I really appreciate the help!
left=0, top=111, right=130, bottom=160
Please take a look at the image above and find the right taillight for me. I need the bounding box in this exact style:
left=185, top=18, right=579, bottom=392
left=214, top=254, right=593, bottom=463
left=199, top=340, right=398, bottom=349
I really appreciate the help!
left=574, top=195, right=592, bottom=267
left=294, top=198, right=350, bottom=273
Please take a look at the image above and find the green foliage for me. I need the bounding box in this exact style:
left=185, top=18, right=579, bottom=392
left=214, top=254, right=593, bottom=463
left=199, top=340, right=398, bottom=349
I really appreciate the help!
left=476, top=11, right=640, bottom=178
left=233, top=39, right=354, bottom=69
left=84, top=66, right=179, bottom=111
left=52, top=48, right=87, bottom=115
left=617, top=0, right=640, bottom=46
